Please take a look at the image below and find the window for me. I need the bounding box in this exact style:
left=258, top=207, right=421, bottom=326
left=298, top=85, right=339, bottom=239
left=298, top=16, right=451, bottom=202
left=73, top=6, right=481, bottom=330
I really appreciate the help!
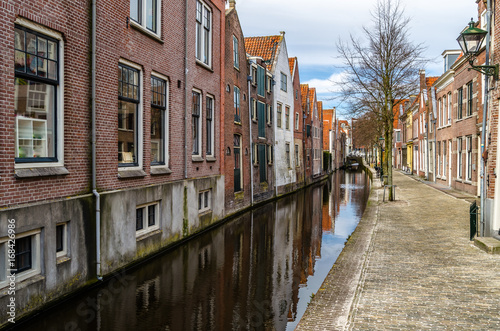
left=151, top=75, right=167, bottom=165
left=443, top=95, right=447, bottom=126
left=0, top=229, right=41, bottom=287
left=251, top=66, right=257, bottom=85
left=15, top=25, right=60, bottom=163
left=266, top=75, right=272, bottom=93
left=280, top=72, right=287, bottom=91
left=206, top=95, right=214, bottom=156
left=257, top=101, right=266, bottom=138
left=192, top=90, right=202, bottom=155
left=286, top=143, right=290, bottom=168
left=277, top=103, right=282, bottom=128
left=437, top=142, right=441, bottom=176
left=233, top=35, right=239, bottom=69
left=251, top=98, right=257, bottom=121
left=442, top=142, right=446, bottom=177
left=257, top=66, right=265, bottom=96
left=295, top=113, right=299, bottom=130
left=447, top=92, right=452, bottom=124
left=457, top=137, right=463, bottom=179
left=198, top=189, right=211, bottom=213
left=56, top=222, right=68, bottom=258
left=266, top=104, right=272, bottom=125
left=467, top=81, right=473, bottom=116
left=252, top=143, right=258, bottom=165
left=395, top=130, right=401, bottom=142
left=466, top=136, right=472, bottom=181
left=195, top=0, right=212, bottom=66
left=234, top=86, right=240, bottom=122
left=457, top=87, right=463, bottom=120
left=267, top=144, right=273, bottom=165
left=136, top=203, right=159, bottom=236
left=119, top=64, right=140, bottom=166
left=285, top=106, right=290, bottom=130
left=295, top=144, right=299, bottom=167
left=130, top=0, right=160, bottom=34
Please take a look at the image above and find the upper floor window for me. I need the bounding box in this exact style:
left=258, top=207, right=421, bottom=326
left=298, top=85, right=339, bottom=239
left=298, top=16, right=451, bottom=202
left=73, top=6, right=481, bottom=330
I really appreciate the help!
left=151, top=75, right=167, bottom=165
left=206, top=95, right=214, bottom=156
left=234, top=86, right=240, bottom=123
left=233, top=35, right=239, bottom=69
left=457, top=87, right=463, bottom=120
left=447, top=92, right=452, bottom=124
left=196, top=0, right=212, bottom=66
left=118, top=64, right=140, bottom=166
left=266, top=74, right=272, bottom=93
left=14, top=25, right=60, bottom=163
left=192, top=90, right=202, bottom=155
left=295, top=112, right=299, bottom=130
left=277, top=103, right=282, bottom=128
left=130, top=0, right=160, bottom=34
left=285, top=106, right=290, bottom=130
left=466, top=81, right=473, bottom=116
left=280, top=72, right=287, bottom=91
left=251, top=66, right=257, bottom=85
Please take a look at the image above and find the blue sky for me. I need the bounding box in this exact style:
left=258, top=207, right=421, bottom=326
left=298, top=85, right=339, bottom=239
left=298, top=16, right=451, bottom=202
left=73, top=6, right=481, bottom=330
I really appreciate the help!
left=234, top=0, right=479, bottom=117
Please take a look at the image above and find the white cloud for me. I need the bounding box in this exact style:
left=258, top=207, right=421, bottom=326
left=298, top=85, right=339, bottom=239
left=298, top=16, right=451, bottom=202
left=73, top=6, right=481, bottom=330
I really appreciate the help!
left=303, top=71, right=348, bottom=94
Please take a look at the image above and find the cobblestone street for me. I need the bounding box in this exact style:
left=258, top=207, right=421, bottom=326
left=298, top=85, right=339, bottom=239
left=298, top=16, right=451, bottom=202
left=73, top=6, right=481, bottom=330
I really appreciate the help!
left=297, top=170, right=500, bottom=330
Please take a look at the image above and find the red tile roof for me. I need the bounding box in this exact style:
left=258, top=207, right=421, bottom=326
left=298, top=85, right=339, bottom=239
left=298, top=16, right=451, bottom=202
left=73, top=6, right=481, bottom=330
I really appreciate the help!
left=300, top=84, right=309, bottom=110
left=288, top=57, right=296, bottom=76
left=426, top=77, right=439, bottom=87
left=244, top=35, right=282, bottom=71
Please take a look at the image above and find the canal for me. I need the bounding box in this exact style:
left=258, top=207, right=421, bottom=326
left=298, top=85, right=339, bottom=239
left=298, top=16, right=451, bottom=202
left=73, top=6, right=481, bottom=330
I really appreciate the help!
left=14, top=169, right=370, bottom=331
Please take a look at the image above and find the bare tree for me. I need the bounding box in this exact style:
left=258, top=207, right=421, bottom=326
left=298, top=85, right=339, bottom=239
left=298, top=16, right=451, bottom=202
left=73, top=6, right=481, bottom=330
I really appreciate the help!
left=336, top=0, right=426, bottom=200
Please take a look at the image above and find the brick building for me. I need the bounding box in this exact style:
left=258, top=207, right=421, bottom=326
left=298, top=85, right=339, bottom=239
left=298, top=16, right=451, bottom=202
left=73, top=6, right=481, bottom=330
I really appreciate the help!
left=290, top=57, right=305, bottom=187
left=224, top=1, right=251, bottom=215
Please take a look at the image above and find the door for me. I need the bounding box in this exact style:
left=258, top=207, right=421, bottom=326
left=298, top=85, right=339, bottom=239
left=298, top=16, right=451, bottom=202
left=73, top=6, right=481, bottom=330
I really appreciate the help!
left=234, top=135, right=241, bottom=192
left=448, top=140, right=452, bottom=186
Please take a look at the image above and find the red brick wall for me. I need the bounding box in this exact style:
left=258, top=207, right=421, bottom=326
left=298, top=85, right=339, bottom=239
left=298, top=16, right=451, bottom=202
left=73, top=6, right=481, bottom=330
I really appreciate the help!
left=0, top=1, right=91, bottom=207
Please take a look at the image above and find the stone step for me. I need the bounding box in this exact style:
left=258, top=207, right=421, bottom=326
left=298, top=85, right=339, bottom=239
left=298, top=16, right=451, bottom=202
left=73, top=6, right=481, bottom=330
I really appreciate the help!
left=474, top=237, right=500, bottom=254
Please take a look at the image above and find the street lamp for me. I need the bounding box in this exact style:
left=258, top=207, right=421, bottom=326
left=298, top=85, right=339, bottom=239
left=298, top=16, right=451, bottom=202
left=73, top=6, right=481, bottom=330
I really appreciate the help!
left=457, top=19, right=498, bottom=79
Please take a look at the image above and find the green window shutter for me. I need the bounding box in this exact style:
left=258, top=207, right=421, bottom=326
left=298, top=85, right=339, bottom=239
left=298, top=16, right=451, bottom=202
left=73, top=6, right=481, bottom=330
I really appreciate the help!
left=258, top=102, right=266, bottom=138
left=257, top=66, right=265, bottom=96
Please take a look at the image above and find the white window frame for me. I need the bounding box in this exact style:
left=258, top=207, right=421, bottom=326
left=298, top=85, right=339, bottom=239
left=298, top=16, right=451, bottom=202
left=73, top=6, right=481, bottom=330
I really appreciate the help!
left=0, top=229, right=42, bottom=289
left=192, top=89, right=203, bottom=157
left=266, top=104, right=272, bottom=125
left=119, top=59, right=144, bottom=170
left=206, top=94, right=215, bottom=157
left=233, top=35, right=239, bottom=69
left=295, top=112, right=299, bottom=130
left=251, top=98, right=257, bottom=121
left=285, top=106, right=290, bottom=130
left=129, top=0, right=162, bottom=37
left=267, top=144, right=273, bottom=165
left=280, top=72, right=287, bottom=91
left=198, top=189, right=212, bottom=213
left=14, top=18, right=65, bottom=170
left=277, top=103, right=282, bottom=128
left=136, top=202, right=160, bottom=238
left=457, top=137, right=463, bottom=179
left=466, top=136, right=472, bottom=181
left=234, top=86, right=241, bottom=123
left=251, top=65, right=257, bottom=85
left=195, top=0, right=212, bottom=67
left=56, top=222, right=69, bottom=259
left=151, top=72, right=169, bottom=168
left=447, top=92, right=452, bottom=124
left=266, top=74, right=272, bottom=93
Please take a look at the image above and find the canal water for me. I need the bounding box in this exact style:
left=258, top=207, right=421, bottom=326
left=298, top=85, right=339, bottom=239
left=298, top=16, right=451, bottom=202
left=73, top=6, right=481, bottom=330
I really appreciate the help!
left=14, top=169, right=370, bottom=331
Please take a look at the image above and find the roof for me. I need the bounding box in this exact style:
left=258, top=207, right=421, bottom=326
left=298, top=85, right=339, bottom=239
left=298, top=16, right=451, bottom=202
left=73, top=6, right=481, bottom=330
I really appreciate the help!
left=244, top=35, right=282, bottom=71
left=288, top=57, right=296, bottom=76
left=308, top=88, right=316, bottom=112
left=300, top=84, right=309, bottom=110
left=426, top=77, right=439, bottom=87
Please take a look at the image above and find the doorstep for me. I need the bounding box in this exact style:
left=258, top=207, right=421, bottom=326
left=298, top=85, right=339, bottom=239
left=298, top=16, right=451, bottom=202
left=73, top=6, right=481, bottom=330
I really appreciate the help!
left=474, top=236, right=500, bottom=254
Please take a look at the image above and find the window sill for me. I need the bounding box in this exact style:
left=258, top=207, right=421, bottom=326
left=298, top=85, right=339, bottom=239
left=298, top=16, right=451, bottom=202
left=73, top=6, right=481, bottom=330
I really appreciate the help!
left=234, top=121, right=242, bottom=126
left=206, top=156, right=216, bottom=162
left=118, top=169, right=147, bottom=179
left=151, top=166, right=172, bottom=175
left=195, top=60, right=213, bottom=72
left=192, top=155, right=204, bottom=162
left=15, top=166, right=69, bottom=178
left=57, top=256, right=71, bottom=265
left=130, top=20, right=163, bottom=43
left=0, top=273, right=44, bottom=293
left=136, top=228, right=162, bottom=242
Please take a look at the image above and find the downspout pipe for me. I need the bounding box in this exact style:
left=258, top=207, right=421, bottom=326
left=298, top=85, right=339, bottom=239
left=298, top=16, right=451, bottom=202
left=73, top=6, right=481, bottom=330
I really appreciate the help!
left=91, top=0, right=102, bottom=281
left=183, top=0, right=189, bottom=179
left=480, top=0, right=492, bottom=236
left=248, top=67, right=254, bottom=204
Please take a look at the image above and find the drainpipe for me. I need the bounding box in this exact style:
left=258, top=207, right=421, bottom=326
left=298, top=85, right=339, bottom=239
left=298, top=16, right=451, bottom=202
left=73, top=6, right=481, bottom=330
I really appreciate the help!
left=480, top=0, right=492, bottom=236
left=431, top=87, right=438, bottom=182
left=248, top=63, right=254, bottom=204
left=91, top=0, right=102, bottom=281
left=183, top=0, right=189, bottom=179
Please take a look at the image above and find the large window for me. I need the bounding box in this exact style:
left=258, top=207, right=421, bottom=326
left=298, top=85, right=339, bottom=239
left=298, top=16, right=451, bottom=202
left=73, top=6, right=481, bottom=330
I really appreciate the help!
left=277, top=103, right=282, bottom=128
left=151, top=76, right=167, bottom=165
left=119, top=64, right=140, bottom=166
left=280, top=72, right=287, bottom=91
left=192, top=90, right=202, bottom=155
left=467, top=81, right=473, bottom=116
left=457, top=137, right=463, bottom=179
left=457, top=87, right=463, bottom=120
left=233, top=35, right=239, bottom=69
left=447, top=92, right=452, bottom=124
left=206, top=95, right=214, bottom=156
left=130, top=0, right=160, bottom=34
left=285, top=106, right=290, bottom=130
left=466, top=136, right=472, bottom=181
left=15, top=25, right=59, bottom=163
left=196, top=0, right=212, bottom=66
left=234, top=86, right=240, bottom=123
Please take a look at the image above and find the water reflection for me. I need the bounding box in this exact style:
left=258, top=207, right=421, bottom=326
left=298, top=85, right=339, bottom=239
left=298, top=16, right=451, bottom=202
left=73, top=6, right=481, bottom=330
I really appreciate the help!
left=16, top=170, right=369, bottom=331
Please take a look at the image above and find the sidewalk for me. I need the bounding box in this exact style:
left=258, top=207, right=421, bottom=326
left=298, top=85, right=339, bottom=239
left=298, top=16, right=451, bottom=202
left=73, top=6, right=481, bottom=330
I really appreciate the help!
left=297, top=170, right=500, bottom=330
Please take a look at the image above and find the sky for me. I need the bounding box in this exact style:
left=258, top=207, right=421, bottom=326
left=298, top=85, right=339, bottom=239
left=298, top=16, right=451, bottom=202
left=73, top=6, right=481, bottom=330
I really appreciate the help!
left=234, top=0, right=479, bottom=117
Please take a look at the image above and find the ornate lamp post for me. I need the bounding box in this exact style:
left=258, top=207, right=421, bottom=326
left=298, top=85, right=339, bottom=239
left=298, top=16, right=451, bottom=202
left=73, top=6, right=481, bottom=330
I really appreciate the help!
left=457, top=17, right=496, bottom=236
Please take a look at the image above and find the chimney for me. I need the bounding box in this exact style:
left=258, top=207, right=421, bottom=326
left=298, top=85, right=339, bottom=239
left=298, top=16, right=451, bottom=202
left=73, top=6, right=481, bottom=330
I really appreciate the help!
left=229, top=0, right=235, bottom=9
left=280, top=31, right=285, bottom=36
left=419, top=69, right=426, bottom=90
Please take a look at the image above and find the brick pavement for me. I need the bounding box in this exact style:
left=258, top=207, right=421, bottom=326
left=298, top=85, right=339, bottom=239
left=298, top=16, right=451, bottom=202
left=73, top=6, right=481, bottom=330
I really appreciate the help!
left=297, top=170, right=500, bottom=330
